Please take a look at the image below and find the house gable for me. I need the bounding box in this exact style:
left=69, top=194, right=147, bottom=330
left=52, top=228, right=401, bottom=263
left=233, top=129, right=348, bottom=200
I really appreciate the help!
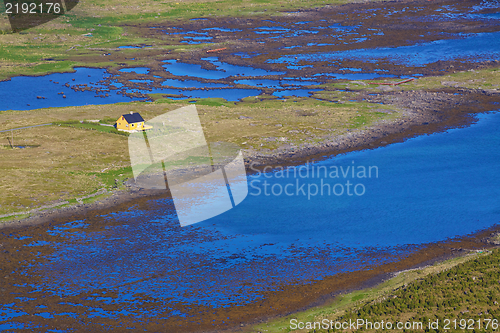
left=116, top=112, right=146, bottom=132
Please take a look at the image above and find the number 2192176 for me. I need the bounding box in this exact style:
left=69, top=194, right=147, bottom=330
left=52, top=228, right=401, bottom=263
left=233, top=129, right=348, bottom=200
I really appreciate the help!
left=443, top=318, right=498, bottom=330
left=5, top=2, right=61, bottom=14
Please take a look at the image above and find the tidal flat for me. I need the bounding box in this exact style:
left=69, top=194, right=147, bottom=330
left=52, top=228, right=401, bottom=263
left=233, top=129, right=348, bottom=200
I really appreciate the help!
left=0, top=0, right=500, bottom=331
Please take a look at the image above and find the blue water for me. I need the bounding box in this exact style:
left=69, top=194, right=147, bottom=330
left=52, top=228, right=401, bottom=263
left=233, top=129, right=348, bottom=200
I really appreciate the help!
left=146, top=87, right=263, bottom=101
left=220, top=112, right=500, bottom=246
left=181, top=36, right=213, bottom=44
left=162, top=58, right=285, bottom=79
left=235, top=79, right=291, bottom=89
left=161, top=78, right=227, bottom=88
left=414, top=4, right=500, bottom=22
left=118, top=45, right=143, bottom=49
left=269, top=31, right=500, bottom=67
left=202, top=27, right=242, bottom=32
left=0, top=65, right=272, bottom=111
left=0, top=68, right=141, bottom=111
left=2, top=111, right=499, bottom=329
left=0, top=49, right=411, bottom=110
left=129, top=79, right=154, bottom=83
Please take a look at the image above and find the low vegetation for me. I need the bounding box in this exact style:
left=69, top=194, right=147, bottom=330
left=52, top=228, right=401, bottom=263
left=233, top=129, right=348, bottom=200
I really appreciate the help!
left=0, top=123, right=131, bottom=216
left=253, top=248, right=500, bottom=333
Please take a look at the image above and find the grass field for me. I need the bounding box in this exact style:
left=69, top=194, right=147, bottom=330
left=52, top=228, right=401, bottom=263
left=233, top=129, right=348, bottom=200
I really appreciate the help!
left=252, top=248, right=500, bottom=333
left=0, top=123, right=130, bottom=215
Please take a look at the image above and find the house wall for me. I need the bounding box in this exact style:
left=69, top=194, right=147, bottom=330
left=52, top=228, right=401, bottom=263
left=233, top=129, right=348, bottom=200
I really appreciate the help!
left=116, top=116, right=128, bottom=130
left=115, top=116, right=144, bottom=131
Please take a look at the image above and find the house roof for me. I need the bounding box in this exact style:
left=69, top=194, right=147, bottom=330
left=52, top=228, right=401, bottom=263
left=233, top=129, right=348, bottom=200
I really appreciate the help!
left=122, top=113, right=144, bottom=124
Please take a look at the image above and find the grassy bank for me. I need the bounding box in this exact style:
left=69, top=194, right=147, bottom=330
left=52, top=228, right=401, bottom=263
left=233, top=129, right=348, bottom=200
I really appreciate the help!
left=253, top=247, right=500, bottom=333
left=0, top=96, right=398, bottom=218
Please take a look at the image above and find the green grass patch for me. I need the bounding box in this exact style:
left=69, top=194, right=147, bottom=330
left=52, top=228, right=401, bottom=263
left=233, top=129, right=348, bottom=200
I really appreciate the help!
left=349, top=110, right=388, bottom=129
left=195, top=98, right=234, bottom=107
left=0, top=213, right=31, bottom=223
left=91, top=166, right=133, bottom=189
left=312, top=250, right=500, bottom=333
left=54, top=121, right=130, bottom=136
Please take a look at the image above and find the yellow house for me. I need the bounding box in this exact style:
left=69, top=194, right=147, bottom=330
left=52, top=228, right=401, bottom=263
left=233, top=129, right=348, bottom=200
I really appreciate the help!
left=115, top=112, right=151, bottom=132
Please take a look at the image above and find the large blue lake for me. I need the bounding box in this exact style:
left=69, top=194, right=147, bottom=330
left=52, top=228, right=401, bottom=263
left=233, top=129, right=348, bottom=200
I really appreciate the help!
left=1, top=110, right=499, bottom=330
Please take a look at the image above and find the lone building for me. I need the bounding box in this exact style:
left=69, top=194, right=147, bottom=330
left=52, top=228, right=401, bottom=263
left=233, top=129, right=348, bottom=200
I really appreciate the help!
left=115, top=112, right=151, bottom=132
